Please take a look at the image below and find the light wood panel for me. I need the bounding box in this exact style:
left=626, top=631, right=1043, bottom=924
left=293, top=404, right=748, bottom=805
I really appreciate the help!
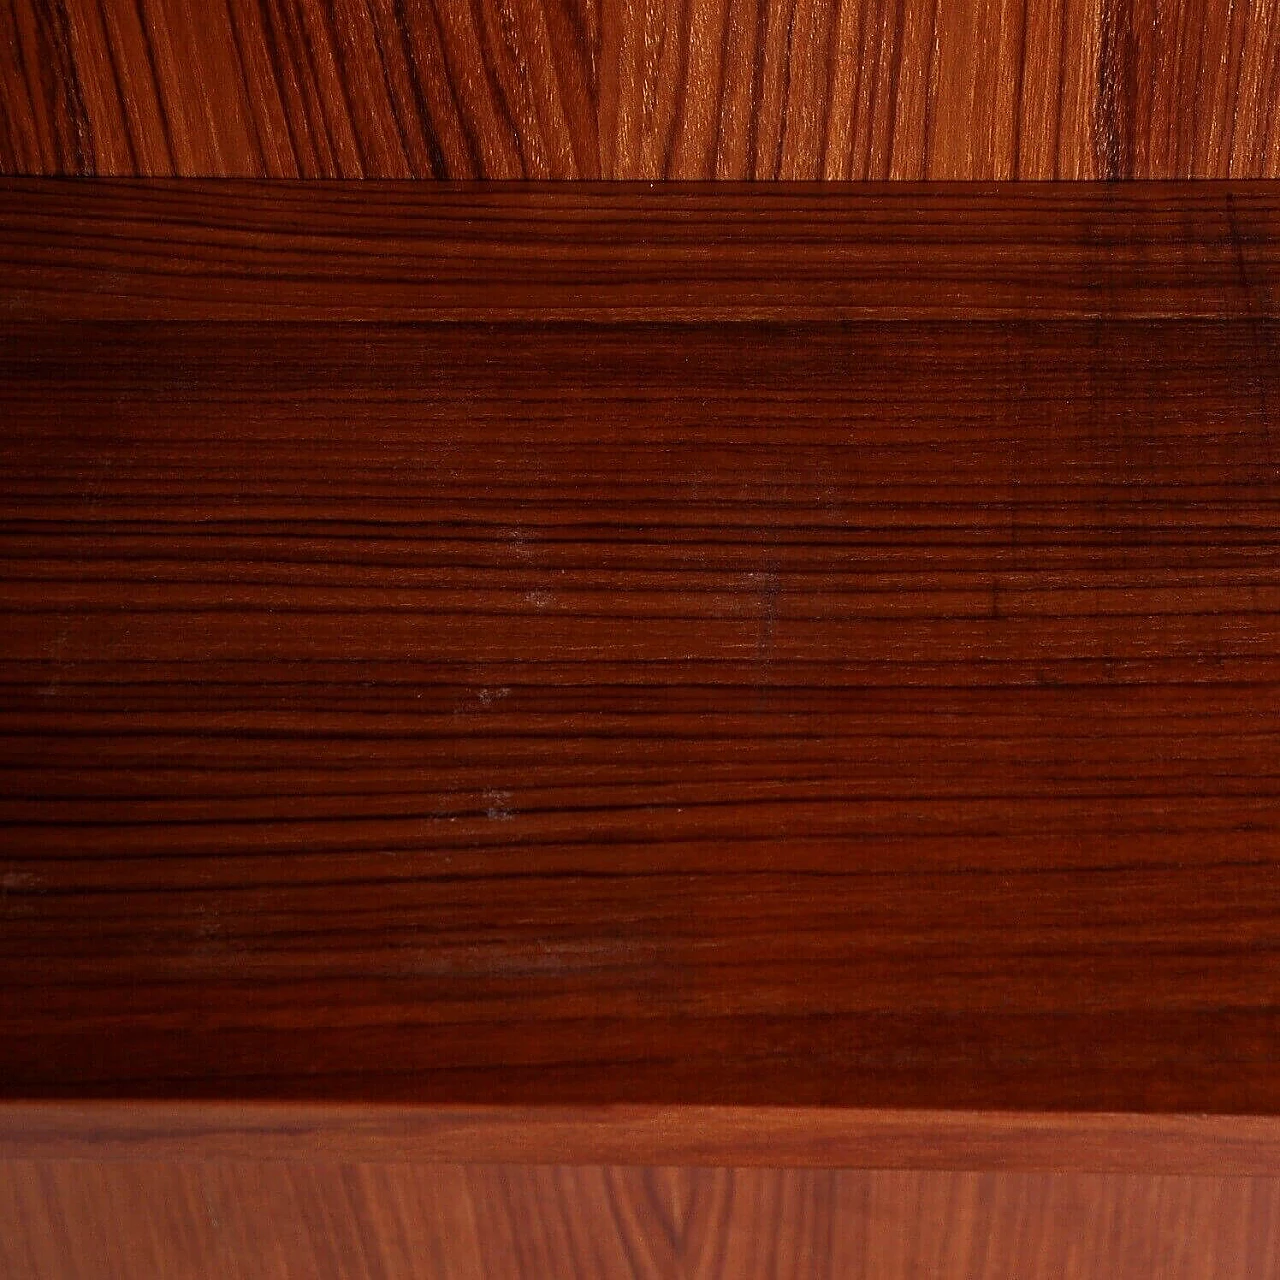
left=2, top=1162, right=1278, bottom=1279
left=2, top=1, right=1278, bottom=177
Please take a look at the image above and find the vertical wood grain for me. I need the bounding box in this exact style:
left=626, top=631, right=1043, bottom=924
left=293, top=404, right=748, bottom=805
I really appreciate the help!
left=3, top=0, right=1278, bottom=176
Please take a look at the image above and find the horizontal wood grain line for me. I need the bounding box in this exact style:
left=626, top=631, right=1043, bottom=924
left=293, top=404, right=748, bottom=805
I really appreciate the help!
left=1, top=182, right=1278, bottom=319
left=5, top=1104, right=1280, bottom=1173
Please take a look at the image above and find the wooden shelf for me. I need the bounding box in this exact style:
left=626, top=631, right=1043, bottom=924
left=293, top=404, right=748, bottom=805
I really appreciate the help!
left=2, top=182, right=1280, bottom=1164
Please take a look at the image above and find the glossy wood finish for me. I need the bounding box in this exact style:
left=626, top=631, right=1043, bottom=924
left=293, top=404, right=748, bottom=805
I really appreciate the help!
left=3, top=1, right=1279, bottom=178
left=4, top=1161, right=1279, bottom=1279
left=2, top=181, right=1280, bottom=322
left=3, top=185, right=1280, bottom=1123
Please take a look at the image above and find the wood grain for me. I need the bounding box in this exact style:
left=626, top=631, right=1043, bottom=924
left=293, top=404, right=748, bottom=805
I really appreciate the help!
left=9, top=1104, right=1280, bottom=1174
left=3, top=1161, right=1279, bottom=1279
left=3, top=182, right=1280, bottom=1119
left=3, top=1, right=1279, bottom=178
left=3, top=180, right=1280, bottom=321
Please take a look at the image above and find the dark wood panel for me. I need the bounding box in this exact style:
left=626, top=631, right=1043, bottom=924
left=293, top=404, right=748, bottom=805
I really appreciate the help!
left=3, top=1, right=1279, bottom=178
left=3, top=288, right=1280, bottom=1111
left=2, top=181, right=1279, bottom=320
left=1, top=1161, right=1277, bottom=1279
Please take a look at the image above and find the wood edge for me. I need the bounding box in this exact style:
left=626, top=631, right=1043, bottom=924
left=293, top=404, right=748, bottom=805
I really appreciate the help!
left=1, top=1104, right=1278, bottom=1173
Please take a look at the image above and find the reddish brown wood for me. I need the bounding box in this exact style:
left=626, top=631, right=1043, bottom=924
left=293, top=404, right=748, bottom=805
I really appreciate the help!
left=1, top=181, right=1278, bottom=321
left=7, top=1104, right=1280, bottom=1175
left=3, top=1160, right=1278, bottom=1279
left=2, top=184, right=1280, bottom=1134
left=2, top=1, right=1279, bottom=179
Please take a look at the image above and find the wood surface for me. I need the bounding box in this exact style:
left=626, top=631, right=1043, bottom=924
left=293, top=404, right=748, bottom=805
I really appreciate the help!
left=3, top=0, right=1280, bottom=178
left=7, top=15, right=1280, bottom=1265
left=3, top=183, right=1280, bottom=1124
left=4, top=1161, right=1279, bottom=1279
left=10, top=1104, right=1280, bottom=1174
left=3, top=180, right=1280, bottom=322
